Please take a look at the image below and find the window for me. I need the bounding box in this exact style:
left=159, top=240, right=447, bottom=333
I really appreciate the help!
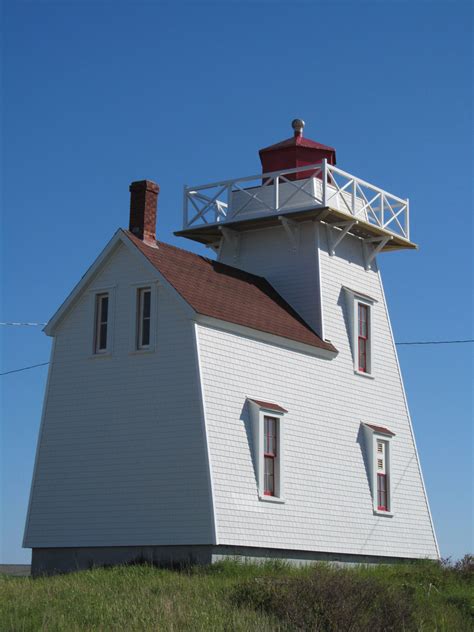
left=361, top=423, right=394, bottom=515
left=137, top=287, right=152, bottom=349
left=376, top=439, right=389, bottom=511
left=358, top=303, right=369, bottom=373
left=264, top=416, right=278, bottom=496
left=248, top=399, right=287, bottom=502
left=343, top=287, right=376, bottom=377
left=94, top=293, right=109, bottom=354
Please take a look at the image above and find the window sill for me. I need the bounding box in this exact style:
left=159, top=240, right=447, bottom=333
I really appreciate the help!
left=354, top=369, right=375, bottom=380
left=373, top=509, right=393, bottom=517
left=89, top=352, right=112, bottom=360
left=259, top=495, right=285, bottom=504
left=129, top=348, right=155, bottom=356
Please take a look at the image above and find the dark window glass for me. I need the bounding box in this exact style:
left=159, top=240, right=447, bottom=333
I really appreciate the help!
left=101, top=295, right=109, bottom=322
left=142, top=317, right=150, bottom=346
left=377, top=473, right=388, bottom=510
left=99, top=323, right=107, bottom=350
left=358, top=303, right=369, bottom=372
left=143, top=290, right=151, bottom=318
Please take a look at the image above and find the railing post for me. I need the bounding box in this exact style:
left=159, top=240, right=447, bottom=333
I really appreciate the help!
left=380, top=193, right=385, bottom=228
left=183, top=186, right=189, bottom=228
left=322, top=159, right=327, bottom=206
left=352, top=178, right=357, bottom=215
left=227, top=183, right=233, bottom=220
left=406, top=198, right=410, bottom=240
left=274, top=176, right=279, bottom=211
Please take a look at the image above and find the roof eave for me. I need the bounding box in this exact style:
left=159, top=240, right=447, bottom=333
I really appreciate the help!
left=195, top=314, right=338, bottom=359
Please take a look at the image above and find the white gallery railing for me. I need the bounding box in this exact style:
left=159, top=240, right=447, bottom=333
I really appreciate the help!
left=183, top=159, right=410, bottom=241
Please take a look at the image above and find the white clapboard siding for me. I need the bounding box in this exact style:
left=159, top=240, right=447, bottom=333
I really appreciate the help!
left=24, top=242, right=214, bottom=548
left=204, top=224, right=438, bottom=559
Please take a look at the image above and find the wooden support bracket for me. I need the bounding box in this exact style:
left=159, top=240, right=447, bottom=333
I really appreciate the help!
left=218, top=227, right=241, bottom=262
left=278, top=216, right=300, bottom=252
left=326, top=220, right=358, bottom=256
left=317, top=208, right=331, bottom=222
left=362, top=235, right=392, bottom=270
left=205, top=238, right=222, bottom=254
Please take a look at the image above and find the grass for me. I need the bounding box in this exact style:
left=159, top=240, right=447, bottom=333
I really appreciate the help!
left=0, top=557, right=472, bottom=631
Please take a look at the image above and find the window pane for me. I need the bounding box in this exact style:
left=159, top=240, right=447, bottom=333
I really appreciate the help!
left=142, top=318, right=150, bottom=346
left=99, top=323, right=107, bottom=350
left=101, top=296, right=109, bottom=322
left=264, top=456, right=274, bottom=495
left=264, top=416, right=277, bottom=455
left=359, top=304, right=368, bottom=337
left=377, top=473, right=388, bottom=510
left=359, top=338, right=366, bottom=371
left=270, top=420, right=276, bottom=455
left=143, top=290, right=151, bottom=318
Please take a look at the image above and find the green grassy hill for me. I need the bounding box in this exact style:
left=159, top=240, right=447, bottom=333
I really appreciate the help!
left=1, top=558, right=472, bottom=631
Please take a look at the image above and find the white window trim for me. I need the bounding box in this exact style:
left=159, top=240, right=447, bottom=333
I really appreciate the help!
left=89, top=286, right=116, bottom=358
left=129, top=282, right=158, bottom=354
left=362, top=423, right=394, bottom=516
left=344, top=287, right=376, bottom=378
left=247, top=399, right=286, bottom=503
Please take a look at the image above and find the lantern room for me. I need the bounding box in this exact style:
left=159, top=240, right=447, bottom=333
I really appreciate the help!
left=176, top=120, right=416, bottom=256
left=259, top=119, right=336, bottom=181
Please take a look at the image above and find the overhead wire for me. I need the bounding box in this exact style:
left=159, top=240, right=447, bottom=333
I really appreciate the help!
left=0, top=322, right=46, bottom=327
left=1, top=340, right=472, bottom=376
left=1, top=362, right=50, bottom=376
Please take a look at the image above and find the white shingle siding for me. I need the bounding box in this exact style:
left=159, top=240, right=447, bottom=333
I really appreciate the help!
left=24, top=242, right=214, bottom=548
left=25, top=219, right=438, bottom=562
left=218, top=221, right=324, bottom=337
left=204, top=223, right=438, bottom=559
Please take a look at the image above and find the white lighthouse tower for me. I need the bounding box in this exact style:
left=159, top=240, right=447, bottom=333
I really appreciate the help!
left=175, top=119, right=438, bottom=562
left=25, top=120, right=439, bottom=574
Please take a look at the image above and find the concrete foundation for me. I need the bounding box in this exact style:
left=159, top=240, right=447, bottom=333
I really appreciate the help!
left=31, top=544, right=414, bottom=576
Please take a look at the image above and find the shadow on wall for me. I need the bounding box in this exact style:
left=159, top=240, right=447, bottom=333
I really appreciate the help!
left=356, top=424, right=371, bottom=497
left=240, top=401, right=258, bottom=493
left=337, top=287, right=353, bottom=360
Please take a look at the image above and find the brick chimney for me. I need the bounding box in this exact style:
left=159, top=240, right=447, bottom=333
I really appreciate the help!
left=129, top=180, right=159, bottom=245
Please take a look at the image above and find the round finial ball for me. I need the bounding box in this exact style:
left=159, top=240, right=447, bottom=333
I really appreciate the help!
left=291, top=118, right=305, bottom=133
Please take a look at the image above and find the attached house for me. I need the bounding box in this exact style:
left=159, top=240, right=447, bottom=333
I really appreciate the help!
left=24, top=120, right=439, bottom=575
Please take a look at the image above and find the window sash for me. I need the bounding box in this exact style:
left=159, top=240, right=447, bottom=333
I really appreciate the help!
left=95, top=294, right=109, bottom=353
left=377, top=473, right=388, bottom=510
left=264, top=416, right=277, bottom=457
left=137, top=288, right=152, bottom=349
left=264, top=455, right=275, bottom=496
left=357, top=303, right=370, bottom=372
left=263, top=415, right=278, bottom=496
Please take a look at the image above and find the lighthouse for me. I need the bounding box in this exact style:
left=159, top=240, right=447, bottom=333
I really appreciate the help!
left=24, top=121, right=438, bottom=575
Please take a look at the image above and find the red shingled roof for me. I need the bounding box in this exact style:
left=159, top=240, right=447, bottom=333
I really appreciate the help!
left=259, top=134, right=336, bottom=154
left=249, top=399, right=288, bottom=413
left=125, top=231, right=336, bottom=353
left=365, top=424, right=396, bottom=437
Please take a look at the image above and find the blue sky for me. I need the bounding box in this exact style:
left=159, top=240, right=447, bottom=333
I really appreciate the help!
left=1, top=1, right=472, bottom=563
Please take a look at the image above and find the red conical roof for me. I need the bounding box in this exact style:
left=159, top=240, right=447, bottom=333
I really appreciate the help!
left=259, top=120, right=336, bottom=181
left=259, top=134, right=336, bottom=154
